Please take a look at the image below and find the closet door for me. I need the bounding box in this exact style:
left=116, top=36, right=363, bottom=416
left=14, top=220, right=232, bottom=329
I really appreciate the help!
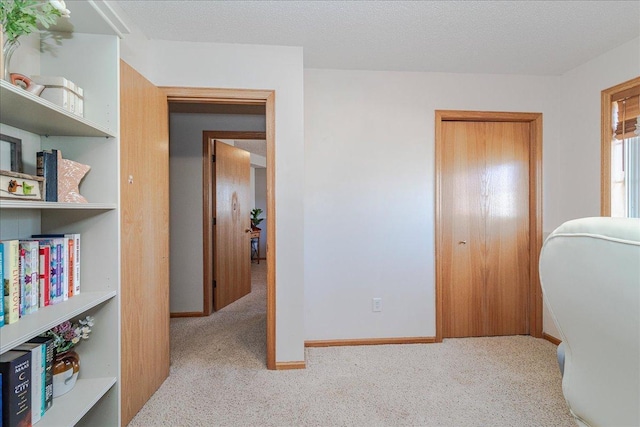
left=441, top=121, right=530, bottom=338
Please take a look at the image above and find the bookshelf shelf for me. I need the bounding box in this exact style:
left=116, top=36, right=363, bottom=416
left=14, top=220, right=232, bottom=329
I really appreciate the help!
left=0, top=291, right=116, bottom=354
left=38, top=377, right=117, bottom=427
left=0, top=81, right=116, bottom=138
left=0, top=200, right=117, bottom=210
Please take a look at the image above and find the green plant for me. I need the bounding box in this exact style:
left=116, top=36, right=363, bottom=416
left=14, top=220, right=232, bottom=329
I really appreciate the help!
left=250, top=208, right=264, bottom=228
left=1, top=0, right=70, bottom=43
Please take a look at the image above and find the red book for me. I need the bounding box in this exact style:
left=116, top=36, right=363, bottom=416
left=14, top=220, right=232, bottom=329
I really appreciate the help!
left=38, top=246, right=51, bottom=307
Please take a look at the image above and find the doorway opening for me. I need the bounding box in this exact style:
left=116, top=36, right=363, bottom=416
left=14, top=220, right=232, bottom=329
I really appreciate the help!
left=164, top=87, right=276, bottom=369
left=434, top=110, right=543, bottom=342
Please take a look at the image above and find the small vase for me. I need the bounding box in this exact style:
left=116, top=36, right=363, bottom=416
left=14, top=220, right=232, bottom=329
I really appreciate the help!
left=2, top=38, right=19, bottom=82
left=53, top=350, right=80, bottom=398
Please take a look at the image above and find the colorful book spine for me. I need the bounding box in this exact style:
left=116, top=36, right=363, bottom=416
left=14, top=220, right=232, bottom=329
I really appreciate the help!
left=66, top=237, right=74, bottom=299
left=18, top=246, right=25, bottom=318
left=0, top=243, right=4, bottom=327
left=2, top=240, right=20, bottom=324
left=38, top=245, right=51, bottom=308
left=71, top=234, right=80, bottom=295
left=19, top=241, right=39, bottom=316
left=0, top=350, right=31, bottom=427
left=27, top=336, right=53, bottom=415
left=31, top=237, right=64, bottom=304
left=14, top=343, right=43, bottom=424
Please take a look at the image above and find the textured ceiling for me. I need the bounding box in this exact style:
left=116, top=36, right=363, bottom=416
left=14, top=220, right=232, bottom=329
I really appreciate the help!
left=112, top=1, right=640, bottom=75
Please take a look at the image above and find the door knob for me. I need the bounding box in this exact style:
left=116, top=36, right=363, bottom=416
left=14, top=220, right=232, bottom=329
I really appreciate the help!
left=245, top=229, right=252, bottom=233
left=458, top=240, right=467, bottom=245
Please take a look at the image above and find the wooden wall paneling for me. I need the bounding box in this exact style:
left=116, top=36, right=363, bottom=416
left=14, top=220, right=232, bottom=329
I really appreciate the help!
left=120, top=61, right=170, bottom=425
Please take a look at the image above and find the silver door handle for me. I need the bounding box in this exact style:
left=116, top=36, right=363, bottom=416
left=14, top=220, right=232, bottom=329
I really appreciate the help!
left=458, top=240, right=467, bottom=245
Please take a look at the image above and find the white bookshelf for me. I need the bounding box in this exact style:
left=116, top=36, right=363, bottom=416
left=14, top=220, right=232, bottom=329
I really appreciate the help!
left=0, top=2, right=124, bottom=426
left=0, top=291, right=116, bottom=354
left=0, top=200, right=116, bottom=210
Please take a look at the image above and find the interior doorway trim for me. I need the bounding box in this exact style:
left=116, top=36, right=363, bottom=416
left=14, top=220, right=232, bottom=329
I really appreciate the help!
left=163, top=87, right=277, bottom=370
left=434, top=110, right=543, bottom=342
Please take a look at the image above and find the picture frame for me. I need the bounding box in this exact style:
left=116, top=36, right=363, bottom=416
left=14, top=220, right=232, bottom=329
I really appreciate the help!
left=0, top=133, right=24, bottom=173
left=0, top=170, right=44, bottom=201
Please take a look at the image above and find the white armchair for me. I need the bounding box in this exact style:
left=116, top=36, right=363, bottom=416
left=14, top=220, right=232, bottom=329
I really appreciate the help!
left=539, top=217, right=640, bottom=427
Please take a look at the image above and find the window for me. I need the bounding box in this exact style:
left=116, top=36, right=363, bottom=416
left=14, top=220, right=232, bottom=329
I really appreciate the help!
left=601, top=77, right=640, bottom=218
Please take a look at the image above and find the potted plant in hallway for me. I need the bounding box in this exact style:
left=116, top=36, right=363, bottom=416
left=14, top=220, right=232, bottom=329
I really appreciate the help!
left=250, top=208, right=264, bottom=231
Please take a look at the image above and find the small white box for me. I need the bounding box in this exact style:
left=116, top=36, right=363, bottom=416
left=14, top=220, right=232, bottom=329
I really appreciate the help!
left=31, top=75, right=85, bottom=117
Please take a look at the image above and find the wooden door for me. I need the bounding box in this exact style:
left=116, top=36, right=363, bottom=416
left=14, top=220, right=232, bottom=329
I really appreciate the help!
left=120, top=61, right=170, bottom=424
left=441, top=120, right=530, bottom=338
left=213, top=140, right=252, bottom=310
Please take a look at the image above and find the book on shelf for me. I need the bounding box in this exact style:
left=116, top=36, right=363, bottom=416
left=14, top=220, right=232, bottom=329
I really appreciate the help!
left=31, top=234, right=80, bottom=297
left=2, top=240, right=20, bottom=324
left=26, top=337, right=53, bottom=416
left=13, top=343, right=43, bottom=424
left=0, top=243, right=4, bottom=327
left=19, top=241, right=40, bottom=317
left=36, top=150, right=58, bottom=202
left=0, top=350, right=31, bottom=427
left=30, top=238, right=63, bottom=305
left=38, top=246, right=51, bottom=308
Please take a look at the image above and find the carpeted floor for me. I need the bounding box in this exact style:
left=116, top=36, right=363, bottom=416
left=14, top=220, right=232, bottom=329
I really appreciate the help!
left=129, top=263, right=576, bottom=427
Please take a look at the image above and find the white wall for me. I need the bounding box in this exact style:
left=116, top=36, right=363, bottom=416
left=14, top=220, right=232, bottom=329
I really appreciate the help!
left=123, top=39, right=305, bottom=363
left=304, top=69, right=561, bottom=340
left=304, top=37, right=639, bottom=342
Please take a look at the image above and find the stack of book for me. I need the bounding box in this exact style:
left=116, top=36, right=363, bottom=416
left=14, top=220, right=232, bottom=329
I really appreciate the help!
left=1, top=336, right=55, bottom=426
left=1, top=234, right=81, bottom=328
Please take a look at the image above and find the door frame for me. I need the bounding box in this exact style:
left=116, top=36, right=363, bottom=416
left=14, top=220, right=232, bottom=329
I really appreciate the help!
left=202, top=131, right=266, bottom=313
left=162, top=87, right=277, bottom=370
left=434, top=110, right=543, bottom=342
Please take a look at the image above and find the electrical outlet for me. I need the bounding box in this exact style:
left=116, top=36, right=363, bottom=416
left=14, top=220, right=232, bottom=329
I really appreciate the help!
left=372, top=298, right=382, bottom=312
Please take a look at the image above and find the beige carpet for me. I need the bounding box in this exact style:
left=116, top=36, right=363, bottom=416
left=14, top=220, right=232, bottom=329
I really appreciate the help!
left=129, top=263, right=576, bottom=427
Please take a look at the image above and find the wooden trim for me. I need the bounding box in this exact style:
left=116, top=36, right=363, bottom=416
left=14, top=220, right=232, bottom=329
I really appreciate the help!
left=543, top=333, right=562, bottom=346
left=305, top=337, right=436, bottom=347
left=164, top=86, right=277, bottom=370
left=170, top=312, right=206, bottom=318
left=202, top=134, right=213, bottom=315
left=435, top=111, right=444, bottom=343
left=203, top=131, right=266, bottom=140
left=265, top=92, right=277, bottom=370
left=601, top=76, right=640, bottom=216
left=162, top=86, right=273, bottom=101
left=275, top=361, right=306, bottom=370
left=529, top=114, right=544, bottom=338
left=435, top=110, right=543, bottom=342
